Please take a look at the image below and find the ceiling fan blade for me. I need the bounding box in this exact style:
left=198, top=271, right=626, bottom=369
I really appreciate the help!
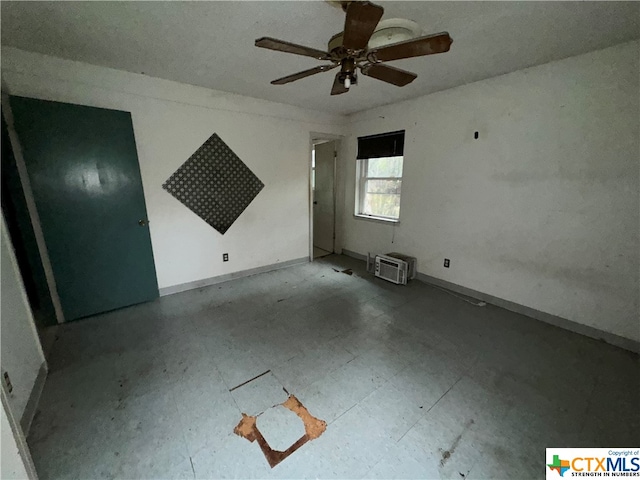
left=361, top=64, right=417, bottom=86
left=271, top=64, right=338, bottom=85
left=369, top=32, right=453, bottom=62
left=255, top=37, right=331, bottom=61
left=331, top=72, right=349, bottom=95
left=342, top=1, right=384, bottom=51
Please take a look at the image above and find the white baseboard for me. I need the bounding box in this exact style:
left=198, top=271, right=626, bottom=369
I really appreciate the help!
left=341, top=249, right=367, bottom=261
left=341, top=249, right=639, bottom=353
left=20, top=362, right=47, bottom=434
left=159, top=257, right=309, bottom=297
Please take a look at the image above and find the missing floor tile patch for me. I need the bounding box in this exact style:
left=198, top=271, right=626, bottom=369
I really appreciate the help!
left=256, top=404, right=306, bottom=451
left=233, top=394, right=327, bottom=468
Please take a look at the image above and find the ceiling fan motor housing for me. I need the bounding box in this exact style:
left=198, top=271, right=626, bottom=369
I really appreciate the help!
left=340, top=58, right=358, bottom=85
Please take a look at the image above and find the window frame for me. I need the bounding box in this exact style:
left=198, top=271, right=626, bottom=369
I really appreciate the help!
left=311, top=148, right=316, bottom=191
left=355, top=156, right=403, bottom=223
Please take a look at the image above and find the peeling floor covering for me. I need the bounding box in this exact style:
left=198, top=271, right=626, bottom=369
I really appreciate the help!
left=29, top=254, right=639, bottom=479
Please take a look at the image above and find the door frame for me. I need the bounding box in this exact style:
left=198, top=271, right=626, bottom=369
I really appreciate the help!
left=309, top=132, right=342, bottom=262
left=1, top=92, right=65, bottom=324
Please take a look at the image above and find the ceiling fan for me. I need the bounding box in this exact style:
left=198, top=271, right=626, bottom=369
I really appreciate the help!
left=255, top=1, right=452, bottom=95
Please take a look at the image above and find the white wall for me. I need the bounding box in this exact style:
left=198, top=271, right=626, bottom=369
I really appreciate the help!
left=3, top=43, right=638, bottom=344
left=0, top=216, right=46, bottom=420
left=1, top=47, right=345, bottom=291
left=341, top=41, right=640, bottom=343
left=1, top=395, right=35, bottom=480
left=1, top=403, right=29, bottom=480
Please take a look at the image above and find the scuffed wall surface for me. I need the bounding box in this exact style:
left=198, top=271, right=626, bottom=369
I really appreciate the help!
left=1, top=47, right=344, bottom=290
left=341, top=41, right=640, bottom=342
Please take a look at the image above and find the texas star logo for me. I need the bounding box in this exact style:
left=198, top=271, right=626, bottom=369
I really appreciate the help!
left=547, top=455, right=571, bottom=477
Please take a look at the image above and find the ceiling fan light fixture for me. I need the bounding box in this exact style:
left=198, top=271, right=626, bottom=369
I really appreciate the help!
left=344, top=76, right=351, bottom=88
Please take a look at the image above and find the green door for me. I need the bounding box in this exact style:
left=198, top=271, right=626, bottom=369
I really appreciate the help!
left=10, top=96, right=158, bottom=321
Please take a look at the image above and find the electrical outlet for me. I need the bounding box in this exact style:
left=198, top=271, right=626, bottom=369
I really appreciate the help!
left=223, top=253, right=229, bottom=262
left=444, top=258, right=450, bottom=268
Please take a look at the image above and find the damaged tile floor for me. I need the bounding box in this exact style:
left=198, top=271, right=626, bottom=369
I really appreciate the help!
left=29, top=255, right=639, bottom=479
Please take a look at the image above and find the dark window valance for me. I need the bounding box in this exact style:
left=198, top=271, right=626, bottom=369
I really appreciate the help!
left=357, top=130, right=405, bottom=159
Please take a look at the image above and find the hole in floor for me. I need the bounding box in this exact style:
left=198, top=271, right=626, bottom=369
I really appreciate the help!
left=233, top=395, right=327, bottom=468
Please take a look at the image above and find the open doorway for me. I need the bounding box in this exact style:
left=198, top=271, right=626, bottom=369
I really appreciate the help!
left=311, top=140, right=337, bottom=259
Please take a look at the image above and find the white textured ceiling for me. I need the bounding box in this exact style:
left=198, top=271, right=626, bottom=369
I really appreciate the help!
left=1, top=1, right=639, bottom=115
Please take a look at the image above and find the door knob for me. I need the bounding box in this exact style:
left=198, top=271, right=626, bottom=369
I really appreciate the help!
left=138, top=219, right=147, bottom=226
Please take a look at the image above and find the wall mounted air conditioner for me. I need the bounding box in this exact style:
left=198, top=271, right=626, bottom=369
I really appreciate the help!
left=386, top=252, right=417, bottom=280
left=375, top=254, right=408, bottom=285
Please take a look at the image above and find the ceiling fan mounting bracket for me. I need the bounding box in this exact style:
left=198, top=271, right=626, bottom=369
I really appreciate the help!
left=325, top=0, right=353, bottom=13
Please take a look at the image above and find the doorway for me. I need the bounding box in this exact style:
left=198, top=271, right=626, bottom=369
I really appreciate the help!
left=312, top=140, right=336, bottom=259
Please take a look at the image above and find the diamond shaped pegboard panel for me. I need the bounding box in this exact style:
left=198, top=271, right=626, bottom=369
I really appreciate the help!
left=162, top=133, right=264, bottom=234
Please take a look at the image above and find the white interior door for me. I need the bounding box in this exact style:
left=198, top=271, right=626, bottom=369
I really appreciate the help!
left=313, top=141, right=335, bottom=253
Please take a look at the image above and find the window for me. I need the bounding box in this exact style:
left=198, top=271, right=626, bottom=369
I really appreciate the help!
left=355, top=131, right=404, bottom=222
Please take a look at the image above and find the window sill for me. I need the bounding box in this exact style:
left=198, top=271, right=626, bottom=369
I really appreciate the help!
left=353, top=214, right=400, bottom=225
